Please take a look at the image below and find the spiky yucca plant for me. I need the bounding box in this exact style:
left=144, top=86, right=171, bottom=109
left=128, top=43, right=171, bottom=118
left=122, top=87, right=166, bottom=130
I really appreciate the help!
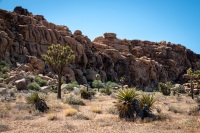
left=116, top=88, right=138, bottom=103
left=116, top=88, right=138, bottom=120
left=139, top=93, right=156, bottom=111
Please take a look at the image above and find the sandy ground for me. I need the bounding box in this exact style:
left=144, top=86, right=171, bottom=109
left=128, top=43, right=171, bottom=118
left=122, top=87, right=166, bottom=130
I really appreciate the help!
left=0, top=92, right=200, bottom=133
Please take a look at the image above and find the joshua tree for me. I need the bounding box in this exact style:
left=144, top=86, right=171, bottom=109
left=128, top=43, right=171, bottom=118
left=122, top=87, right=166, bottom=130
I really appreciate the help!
left=92, top=74, right=104, bottom=92
left=120, top=76, right=125, bottom=89
left=42, top=44, right=74, bottom=99
left=187, top=68, right=200, bottom=99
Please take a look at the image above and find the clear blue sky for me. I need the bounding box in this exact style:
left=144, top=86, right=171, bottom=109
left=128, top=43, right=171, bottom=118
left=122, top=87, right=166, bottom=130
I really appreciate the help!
left=1, top=0, right=200, bottom=54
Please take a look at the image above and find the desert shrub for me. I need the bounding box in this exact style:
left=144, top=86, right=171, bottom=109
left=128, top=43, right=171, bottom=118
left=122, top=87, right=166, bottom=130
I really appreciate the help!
left=106, top=81, right=120, bottom=89
left=153, top=113, right=170, bottom=121
left=26, top=92, right=41, bottom=104
left=0, top=74, right=9, bottom=79
left=158, top=82, right=172, bottom=96
left=92, top=80, right=104, bottom=91
left=0, top=60, right=7, bottom=66
left=73, top=113, right=90, bottom=120
left=116, top=88, right=138, bottom=119
left=0, top=124, right=9, bottom=132
left=26, top=92, right=49, bottom=112
left=0, top=60, right=9, bottom=74
left=64, top=95, right=85, bottom=105
left=47, top=113, right=58, bottom=121
left=80, top=89, right=95, bottom=99
left=0, top=67, right=9, bottom=74
left=168, top=105, right=183, bottom=113
left=139, top=93, right=156, bottom=110
left=188, top=106, right=200, bottom=116
left=91, top=105, right=102, bottom=114
left=27, top=82, right=41, bottom=91
left=35, top=76, right=47, bottom=87
left=100, top=87, right=112, bottom=95
left=65, top=81, right=79, bottom=91
left=106, top=106, right=118, bottom=114
left=64, top=108, right=78, bottom=116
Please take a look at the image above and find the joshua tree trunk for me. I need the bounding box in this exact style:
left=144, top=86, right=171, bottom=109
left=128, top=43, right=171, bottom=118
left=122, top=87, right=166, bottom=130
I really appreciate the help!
left=57, top=74, right=62, bottom=99
left=191, top=77, right=194, bottom=99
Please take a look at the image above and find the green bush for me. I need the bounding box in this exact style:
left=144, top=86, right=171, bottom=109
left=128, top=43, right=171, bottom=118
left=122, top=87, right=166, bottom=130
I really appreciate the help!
left=64, top=95, right=85, bottom=105
left=80, top=89, right=95, bottom=99
left=0, top=67, right=9, bottom=74
left=35, top=76, right=47, bottom=87
left=65, top=81, right=79, bottom=91
left=92, top=80, right=104, bottom=90
left=158, top=82, right=172, bottom=96
left=27, top=82, right=41, bottom=91
left=100, top=87, right=112, bottom=95
left=26, top=92, right=40, bottom=104
left=0, top=60, right=8, bottom=66
left=0, top=74, right=9, bottom=79
left=106, top=81, right=120, bottom=89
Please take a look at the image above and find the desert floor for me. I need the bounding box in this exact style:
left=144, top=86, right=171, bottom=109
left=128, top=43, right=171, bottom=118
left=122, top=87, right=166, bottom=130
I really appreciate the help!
left=0, top=91, right=200, bottom=133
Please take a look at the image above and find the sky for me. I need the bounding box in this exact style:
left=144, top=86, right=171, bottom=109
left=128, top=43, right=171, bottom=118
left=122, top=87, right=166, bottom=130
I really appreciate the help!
left=0, top=0, right=200, bottom=54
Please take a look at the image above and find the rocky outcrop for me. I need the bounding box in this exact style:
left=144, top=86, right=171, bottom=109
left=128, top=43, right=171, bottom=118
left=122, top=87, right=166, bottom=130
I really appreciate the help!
left=0, top=7, right=200, bottom=89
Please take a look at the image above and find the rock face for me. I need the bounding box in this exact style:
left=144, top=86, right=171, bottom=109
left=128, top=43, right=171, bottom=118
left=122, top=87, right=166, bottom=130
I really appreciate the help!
left=0, top=7, right=200, bottom=89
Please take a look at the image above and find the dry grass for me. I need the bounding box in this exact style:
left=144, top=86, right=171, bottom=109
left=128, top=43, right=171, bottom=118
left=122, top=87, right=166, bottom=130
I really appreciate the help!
left=63, top=108, right=78, bottom=116
left=47, top=113, right=58, bottom=121
left=91, top=105, right=102, bottom=114
left=0, top=92, right=200, bottom=133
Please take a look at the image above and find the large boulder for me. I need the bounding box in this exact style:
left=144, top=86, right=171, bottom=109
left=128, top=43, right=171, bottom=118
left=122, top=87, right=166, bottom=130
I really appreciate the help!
left=28, top=56, right=45, bottom=73
left=104, top=33, right=116, bottom=39
left=15, top=78, right=27, bottom=90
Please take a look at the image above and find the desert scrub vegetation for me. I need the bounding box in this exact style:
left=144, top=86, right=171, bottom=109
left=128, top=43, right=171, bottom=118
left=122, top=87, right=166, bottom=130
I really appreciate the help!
left=63, top=108, right=78, bottom=116
left=73, top=113, right=90, bottom=120
left=116, top=88, right=138, bottom=120
left=100, top=87, right=112, bottom=95
left=26, top=92, right=49, bottom=112
left=80, top=89, right=95, bottom=99
left=91, top=105, right=102, bottom=114
left=34, top=76, right=47, bottom=87
left=64, top=95, right=85, bottom=105
left=47, top=113, right=58, bottom=121
left=0, top=60, right=9, bottom=73
left=139, top=93, right=156, bottom=110
left=106, top=81, right=120, bottom=89
left=92, top=79, right=104, bottom=92
left=158, top=82, right=173, bottom=96
left=0, top=60, right=10, bottom=79
left=64, top=81, right=79, bottom=91
left=27, top=82, right=41, bottom=91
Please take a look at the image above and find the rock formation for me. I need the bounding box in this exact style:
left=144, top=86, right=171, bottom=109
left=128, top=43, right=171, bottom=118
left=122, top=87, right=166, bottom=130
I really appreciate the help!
left=0, top=6, right=200, bottom=89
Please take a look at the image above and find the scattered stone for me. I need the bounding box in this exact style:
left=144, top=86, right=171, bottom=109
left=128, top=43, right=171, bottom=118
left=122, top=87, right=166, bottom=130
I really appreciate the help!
left=0, top=88, right=7, bottom=95
left=15, top=78, right=27, bottom=90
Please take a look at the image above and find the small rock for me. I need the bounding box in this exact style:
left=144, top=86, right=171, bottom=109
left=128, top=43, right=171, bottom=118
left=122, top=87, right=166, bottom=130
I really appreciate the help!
left=40, top=86, right=50, bottom=93
left=0, top=88, right=7, bottom=95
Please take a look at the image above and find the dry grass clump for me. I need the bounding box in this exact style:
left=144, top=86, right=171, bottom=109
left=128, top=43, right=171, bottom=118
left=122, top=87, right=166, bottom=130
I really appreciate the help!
left=0, top=125, right=9, bottom=132
left=63, top=108, right=78, bottom=116
left=64, top=95, right=85, bottom=105
left=91, top=105, right=102, bottom=114
left=47, top=113, right=58, bottom=121
left=106, top=106, right=118, bottom=115
left=73, top=113, right=90, bottom=120
left=168, top=105, right=183, bottom=113
left=179, top=118, right=200, bottom=128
